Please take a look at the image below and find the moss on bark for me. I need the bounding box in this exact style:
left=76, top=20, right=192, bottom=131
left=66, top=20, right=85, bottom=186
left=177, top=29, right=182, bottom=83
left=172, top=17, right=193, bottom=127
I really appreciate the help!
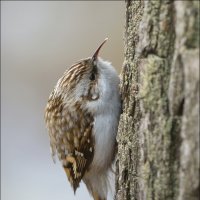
left=115, top=1, right=199, bottom=200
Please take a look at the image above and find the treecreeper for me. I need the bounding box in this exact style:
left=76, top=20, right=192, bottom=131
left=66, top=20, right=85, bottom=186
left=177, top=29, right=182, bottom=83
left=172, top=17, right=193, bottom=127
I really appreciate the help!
left=45, top=38, right=121, bottom=200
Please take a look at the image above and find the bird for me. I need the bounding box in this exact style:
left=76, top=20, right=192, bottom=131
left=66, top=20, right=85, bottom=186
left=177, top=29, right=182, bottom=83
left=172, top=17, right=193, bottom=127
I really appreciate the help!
left=44, top=38, right=121, bottom=200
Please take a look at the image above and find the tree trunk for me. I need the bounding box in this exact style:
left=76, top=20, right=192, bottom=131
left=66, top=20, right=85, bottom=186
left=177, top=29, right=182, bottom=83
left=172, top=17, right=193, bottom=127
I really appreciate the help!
left=115, top=1, right=199, bottom=200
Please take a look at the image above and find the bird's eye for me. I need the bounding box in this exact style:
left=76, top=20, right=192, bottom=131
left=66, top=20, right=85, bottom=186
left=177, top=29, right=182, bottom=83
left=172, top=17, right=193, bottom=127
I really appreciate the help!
left=90, top=72, right=96, bottom=81
left=90, top=66, right=97, bottom=81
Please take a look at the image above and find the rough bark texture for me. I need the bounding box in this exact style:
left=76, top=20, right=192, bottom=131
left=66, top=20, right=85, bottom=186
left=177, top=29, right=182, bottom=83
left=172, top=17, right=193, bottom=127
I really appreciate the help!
left=115, top=1, right=199, bottom=200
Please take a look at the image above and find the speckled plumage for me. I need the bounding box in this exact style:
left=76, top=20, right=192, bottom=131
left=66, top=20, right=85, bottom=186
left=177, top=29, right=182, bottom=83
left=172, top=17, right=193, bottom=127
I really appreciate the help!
left=45, top=39, right=121, bottom=200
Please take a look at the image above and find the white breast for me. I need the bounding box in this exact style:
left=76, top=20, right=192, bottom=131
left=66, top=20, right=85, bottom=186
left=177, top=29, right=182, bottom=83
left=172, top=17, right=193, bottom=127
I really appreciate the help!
left=86, top=58, right=121, bottom=171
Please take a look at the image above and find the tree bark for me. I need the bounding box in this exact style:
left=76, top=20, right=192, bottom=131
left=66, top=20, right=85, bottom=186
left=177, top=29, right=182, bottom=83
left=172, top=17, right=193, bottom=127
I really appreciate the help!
left=115, top=1, right=199, bottom=200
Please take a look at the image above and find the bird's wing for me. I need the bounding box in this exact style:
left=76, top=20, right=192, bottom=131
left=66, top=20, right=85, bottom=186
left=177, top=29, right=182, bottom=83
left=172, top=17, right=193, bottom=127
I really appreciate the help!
left=54, top=106, right=95, bottom=193
left=63, top=120, right=94, bottom=193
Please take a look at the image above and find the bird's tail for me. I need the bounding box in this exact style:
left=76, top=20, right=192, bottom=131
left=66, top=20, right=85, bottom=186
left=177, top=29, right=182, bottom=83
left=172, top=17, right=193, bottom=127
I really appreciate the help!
left=83, top=168, right=114, bottom=200
left=92, top=191, right=106, bottom=200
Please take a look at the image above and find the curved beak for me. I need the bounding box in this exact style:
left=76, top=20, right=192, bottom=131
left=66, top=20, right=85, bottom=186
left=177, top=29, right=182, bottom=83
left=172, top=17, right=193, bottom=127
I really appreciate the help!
left=92, top=38, right=108, bottom=61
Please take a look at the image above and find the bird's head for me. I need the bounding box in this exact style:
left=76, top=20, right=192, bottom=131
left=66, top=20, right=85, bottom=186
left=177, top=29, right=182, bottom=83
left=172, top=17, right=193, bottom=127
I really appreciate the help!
left=50, top=38, right=120, bottom=115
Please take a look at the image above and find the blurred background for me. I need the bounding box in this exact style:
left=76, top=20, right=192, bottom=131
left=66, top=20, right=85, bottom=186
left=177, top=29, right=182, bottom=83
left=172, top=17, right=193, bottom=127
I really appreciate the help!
left=1, top=1, right=124, bottom=200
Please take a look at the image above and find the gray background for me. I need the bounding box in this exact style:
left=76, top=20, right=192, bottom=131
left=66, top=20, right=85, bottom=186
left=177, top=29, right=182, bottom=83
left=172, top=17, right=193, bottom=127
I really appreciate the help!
left=1, top=1, right=124, bottom=200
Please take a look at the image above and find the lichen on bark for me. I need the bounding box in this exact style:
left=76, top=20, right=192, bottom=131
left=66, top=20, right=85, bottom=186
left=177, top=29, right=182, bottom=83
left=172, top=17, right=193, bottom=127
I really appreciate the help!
left=115, top=1, right=144, bottom=200
left=115, top=1, right=199, bottom=200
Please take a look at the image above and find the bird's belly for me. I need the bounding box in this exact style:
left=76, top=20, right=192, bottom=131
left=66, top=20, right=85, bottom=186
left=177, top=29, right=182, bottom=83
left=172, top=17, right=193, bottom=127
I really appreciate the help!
left=90, top=114, right=117, bottom=171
